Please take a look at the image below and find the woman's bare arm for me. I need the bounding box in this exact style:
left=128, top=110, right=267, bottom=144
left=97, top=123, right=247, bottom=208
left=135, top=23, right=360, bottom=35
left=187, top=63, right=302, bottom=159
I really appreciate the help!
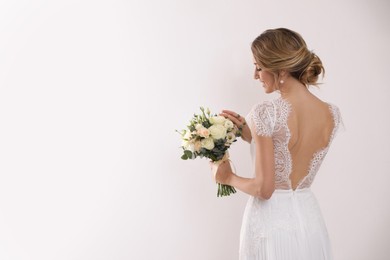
left=213, top=133, right=275, bottom=200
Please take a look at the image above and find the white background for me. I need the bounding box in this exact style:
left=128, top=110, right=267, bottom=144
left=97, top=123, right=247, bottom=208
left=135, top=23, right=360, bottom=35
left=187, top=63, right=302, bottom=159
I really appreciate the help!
left=0, top=0, right=389, bottom=259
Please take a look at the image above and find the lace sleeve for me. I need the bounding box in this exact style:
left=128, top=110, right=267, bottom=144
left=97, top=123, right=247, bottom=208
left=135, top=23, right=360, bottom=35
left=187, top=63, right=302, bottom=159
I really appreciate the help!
left=330, top=104, right=345, bottom=135
left=248, top=101, right=275, bottom=137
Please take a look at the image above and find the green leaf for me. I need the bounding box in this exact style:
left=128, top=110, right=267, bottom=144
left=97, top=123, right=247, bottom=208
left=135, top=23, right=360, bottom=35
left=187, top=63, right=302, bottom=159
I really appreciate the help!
left=184, top=150, right=193, bottom=158
left=202, top=120, right=211, bottom=128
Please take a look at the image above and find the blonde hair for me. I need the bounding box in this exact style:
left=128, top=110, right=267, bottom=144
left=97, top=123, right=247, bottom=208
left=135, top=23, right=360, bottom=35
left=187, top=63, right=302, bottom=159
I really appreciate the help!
left=251, top=28, right=325, bottom=87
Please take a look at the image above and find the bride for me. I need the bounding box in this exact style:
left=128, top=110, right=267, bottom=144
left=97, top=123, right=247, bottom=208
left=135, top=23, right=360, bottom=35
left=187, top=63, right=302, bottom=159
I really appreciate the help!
left=211, top=28, right=342, bottom=260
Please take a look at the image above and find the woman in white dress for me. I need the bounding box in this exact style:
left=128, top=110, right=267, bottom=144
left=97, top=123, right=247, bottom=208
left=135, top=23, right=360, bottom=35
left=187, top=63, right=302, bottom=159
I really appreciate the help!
left=212, top=28, right=342, bottom=260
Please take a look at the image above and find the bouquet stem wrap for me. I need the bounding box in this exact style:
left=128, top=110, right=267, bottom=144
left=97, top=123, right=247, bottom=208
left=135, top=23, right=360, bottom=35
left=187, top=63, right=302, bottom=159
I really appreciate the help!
left=212, top=152, right=237, bottom=197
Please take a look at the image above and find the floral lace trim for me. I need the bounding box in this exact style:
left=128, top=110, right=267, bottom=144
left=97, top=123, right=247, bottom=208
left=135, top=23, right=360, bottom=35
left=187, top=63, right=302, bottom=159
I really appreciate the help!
left=249, top=101, right=275, bottom=137
left=271, top=97, right=293, bottom=189
left=297, top=103, right=341, bottom=189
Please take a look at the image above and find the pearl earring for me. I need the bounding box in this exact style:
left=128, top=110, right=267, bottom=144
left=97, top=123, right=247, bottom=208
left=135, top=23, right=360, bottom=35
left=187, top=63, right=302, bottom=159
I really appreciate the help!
left=280, top=80, right=284, bottom=84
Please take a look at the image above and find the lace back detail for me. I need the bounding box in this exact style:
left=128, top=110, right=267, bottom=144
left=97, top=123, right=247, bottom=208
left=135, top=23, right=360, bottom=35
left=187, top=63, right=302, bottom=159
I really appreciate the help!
left=247, top=98, right=342, bottom=190
left=297, top=103, right=342, bottom=189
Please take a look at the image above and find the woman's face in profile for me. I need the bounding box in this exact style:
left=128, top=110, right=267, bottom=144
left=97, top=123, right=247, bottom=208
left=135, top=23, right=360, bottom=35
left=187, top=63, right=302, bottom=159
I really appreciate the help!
left=253, top=58, right=276, bottom=94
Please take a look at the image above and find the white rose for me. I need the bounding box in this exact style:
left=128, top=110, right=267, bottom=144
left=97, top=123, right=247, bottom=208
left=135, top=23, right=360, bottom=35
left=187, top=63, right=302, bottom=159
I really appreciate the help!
left=182, top=140, right=194, bottom=152
left=226, top=132, right=236, bottom=144
left=224, top=120, right=234, bottom=130
left=201, top=137, right=215, bottom=150
left=183, top=130, right=191, bottom=140
left=209, top=116, right=226, bottom=125
left=209, top=124, right=227, bottom=140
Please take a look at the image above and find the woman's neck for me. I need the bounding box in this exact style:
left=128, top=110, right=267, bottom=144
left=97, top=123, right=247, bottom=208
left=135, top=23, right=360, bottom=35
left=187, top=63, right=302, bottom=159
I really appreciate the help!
left=278, top=76, right=310, bottom=101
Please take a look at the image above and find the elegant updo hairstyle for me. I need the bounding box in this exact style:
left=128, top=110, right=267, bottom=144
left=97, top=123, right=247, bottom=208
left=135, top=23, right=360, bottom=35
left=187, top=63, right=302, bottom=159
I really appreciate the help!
left=251, top=28, right=325, bottom=87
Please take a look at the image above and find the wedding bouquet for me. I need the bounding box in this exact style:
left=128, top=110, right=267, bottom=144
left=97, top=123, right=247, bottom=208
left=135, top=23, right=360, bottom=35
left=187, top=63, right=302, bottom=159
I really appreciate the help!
left=177, top=107, right=241, bottom=197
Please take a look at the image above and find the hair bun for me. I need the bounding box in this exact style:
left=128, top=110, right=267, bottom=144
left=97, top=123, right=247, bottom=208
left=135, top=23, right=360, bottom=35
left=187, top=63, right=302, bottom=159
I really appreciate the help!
left=300, top=52, right=325, bottom=86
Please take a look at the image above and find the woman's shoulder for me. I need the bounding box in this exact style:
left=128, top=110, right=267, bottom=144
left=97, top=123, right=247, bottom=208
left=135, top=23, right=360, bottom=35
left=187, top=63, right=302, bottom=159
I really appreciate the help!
left=311, top=98, right=344, bottom=132
left=324, top=101, right=343, bottom=129
left=247, top=97, right=287, bottom=123
left=317, top=98, right=341, bottom=118
left=247, top=100, right=273, bottom=122
left=250, top=97, right=280, bottom=111
left=251, top=97, right=292, bottom=118
left=324, top=101, right=340, bottom=112
left=247, top=101, right=275, bottom=137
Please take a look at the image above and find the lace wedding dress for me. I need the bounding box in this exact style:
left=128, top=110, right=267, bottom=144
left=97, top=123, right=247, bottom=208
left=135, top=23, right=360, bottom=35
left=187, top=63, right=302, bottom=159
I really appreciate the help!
left=240, top=97, right=342, bottom=260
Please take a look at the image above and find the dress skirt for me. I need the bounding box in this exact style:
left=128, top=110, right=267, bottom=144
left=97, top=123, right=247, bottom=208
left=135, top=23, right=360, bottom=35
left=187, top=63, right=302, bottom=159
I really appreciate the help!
left=239, top=188, right=333, bottom=260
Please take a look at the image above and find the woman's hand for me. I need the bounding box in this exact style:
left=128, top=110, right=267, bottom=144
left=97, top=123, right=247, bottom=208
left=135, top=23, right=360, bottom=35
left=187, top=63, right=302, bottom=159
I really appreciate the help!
left=209, top=160, right=235, bottom=185
left=220, top=110, right=252, bottom=143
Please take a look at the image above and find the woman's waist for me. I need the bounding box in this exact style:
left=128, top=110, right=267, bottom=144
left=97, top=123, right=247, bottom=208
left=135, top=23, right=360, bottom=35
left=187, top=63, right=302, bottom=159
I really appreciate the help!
left=270, top=187, right=313, bottom=198
left=251, top=187, right=315, bottom=205
left=274, top=187, right=311, bottom=193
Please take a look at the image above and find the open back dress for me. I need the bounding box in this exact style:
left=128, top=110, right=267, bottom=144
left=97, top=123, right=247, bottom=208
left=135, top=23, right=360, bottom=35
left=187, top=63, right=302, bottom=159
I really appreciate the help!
left=240, top=96, right=342, bottom=260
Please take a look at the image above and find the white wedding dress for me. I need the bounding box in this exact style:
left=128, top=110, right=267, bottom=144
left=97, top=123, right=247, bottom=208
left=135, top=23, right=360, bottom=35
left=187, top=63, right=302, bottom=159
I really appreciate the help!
left=240, top=97, right=342, bottom=260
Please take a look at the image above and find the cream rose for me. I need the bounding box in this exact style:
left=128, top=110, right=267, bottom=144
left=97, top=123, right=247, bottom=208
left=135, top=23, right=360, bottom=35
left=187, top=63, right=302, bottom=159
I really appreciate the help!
left=209, top=124, right=227, bottom=140
left=201, top=137, right=215, bottom=150
left=197, top=127, right=210, bottom=138
left=209, top=116, right=226, bottom=125
left=194, top=140, right=202, bottom=152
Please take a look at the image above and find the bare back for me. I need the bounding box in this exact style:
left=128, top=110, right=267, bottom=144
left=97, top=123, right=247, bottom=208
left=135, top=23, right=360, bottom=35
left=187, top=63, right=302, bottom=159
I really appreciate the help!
left=286, top=95, right=335, bottom=189
left=246, top=95, right=342, bottom=190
